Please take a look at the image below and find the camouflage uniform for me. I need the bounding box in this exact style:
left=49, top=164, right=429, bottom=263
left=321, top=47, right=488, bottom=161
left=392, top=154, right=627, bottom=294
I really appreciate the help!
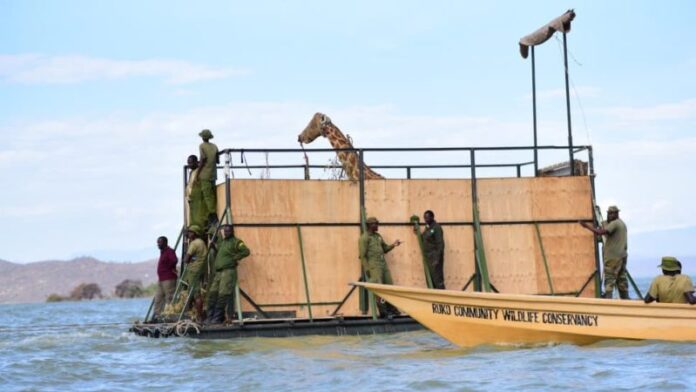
left=602, top=216, right=628, bottom=298
left=359, top=221, right=398, bottom=317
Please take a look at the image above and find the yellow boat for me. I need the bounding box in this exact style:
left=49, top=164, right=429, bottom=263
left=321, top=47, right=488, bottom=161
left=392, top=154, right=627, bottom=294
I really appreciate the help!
left=355, top=282, right=696, bottom=347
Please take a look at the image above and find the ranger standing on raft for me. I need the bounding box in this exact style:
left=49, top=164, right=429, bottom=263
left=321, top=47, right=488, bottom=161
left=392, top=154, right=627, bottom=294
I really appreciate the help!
left=359, top=216, right=402, bottom=316
left=182, top=225, right=208, bottom=303
left=580, top=205, right=629, bottom=299
left=422, top=210, right=445, bottom=289
left=198, top=129, right=219, bottom=228
left=186, top=155, right=207, bottom=230
left=205, top=225, right=250, bottom=324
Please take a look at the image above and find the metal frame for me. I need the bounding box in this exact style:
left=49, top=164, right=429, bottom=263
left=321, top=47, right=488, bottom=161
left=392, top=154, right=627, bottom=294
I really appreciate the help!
left=158, top=144, right=600, bottom=324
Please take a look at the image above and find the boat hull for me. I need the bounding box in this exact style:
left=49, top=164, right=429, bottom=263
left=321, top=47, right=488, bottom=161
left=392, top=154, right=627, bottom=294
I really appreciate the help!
left=356, top=282, right=696, bottom=347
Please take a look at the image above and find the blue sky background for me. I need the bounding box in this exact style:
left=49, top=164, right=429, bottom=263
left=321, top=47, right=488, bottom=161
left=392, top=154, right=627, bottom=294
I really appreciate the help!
left=1, top=1, right=695, bottom=276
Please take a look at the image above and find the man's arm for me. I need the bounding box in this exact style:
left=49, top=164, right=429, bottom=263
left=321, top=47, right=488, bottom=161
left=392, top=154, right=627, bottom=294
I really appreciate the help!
left=165, top=249, right=178, bottom=271
left=579, top=221, right=608, bottom=236
left=232, top=240, right=251, bottom=261
left=684, top=292, right=696, bottom=305
left=382, top=237, right=401, bottom=254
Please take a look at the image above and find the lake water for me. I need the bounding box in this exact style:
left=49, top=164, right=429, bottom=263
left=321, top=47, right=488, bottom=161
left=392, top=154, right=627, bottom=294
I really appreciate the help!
left=2, top=278, right=696, bottom=391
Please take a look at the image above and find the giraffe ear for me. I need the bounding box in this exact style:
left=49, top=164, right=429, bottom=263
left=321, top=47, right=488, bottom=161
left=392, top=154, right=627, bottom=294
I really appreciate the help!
left=320, top=114, right=332, bottom=125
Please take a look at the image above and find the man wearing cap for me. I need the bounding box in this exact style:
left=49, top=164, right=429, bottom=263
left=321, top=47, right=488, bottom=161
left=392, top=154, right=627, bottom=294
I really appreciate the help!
left=359, top=216, right=402, bottom=316
left=580, top=205, right=629, bottom=299
left=198, top=129, right=219, bottom=227
left=204, top=225, right=250, bottom=324
left=422, top=210, right=445, bottom=289
left=181, top=225, right=208, bottom=304
left=644, top=257, right=696, bottom=304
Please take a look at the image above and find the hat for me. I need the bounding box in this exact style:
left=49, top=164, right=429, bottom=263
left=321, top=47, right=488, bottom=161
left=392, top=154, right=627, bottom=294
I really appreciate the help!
left=607, top=205, right=620, bottom=213
left=365, top=216, right=379, bottom=224
left=187, top=225, right=202, bottom=235
left=199, top=129, right=214, bottom=139
left=658, top=256, right=681, bottom=271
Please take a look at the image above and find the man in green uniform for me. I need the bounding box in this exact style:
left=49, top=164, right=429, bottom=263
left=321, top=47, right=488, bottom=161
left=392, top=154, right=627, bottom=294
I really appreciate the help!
left=198, top=129, right=219, bottom=227
left=580, top=205, right=629, bottom=299
left=644, top=257, right=696, bottom=304
left=186, top=155, right=207, bottom=229
left=205, top=225, right=251, bottom=324
left=422, top=210, right=445, bottom=289
left=182, top=225, right=208, bottom=304
left=359, top=216, right=402, bottom=316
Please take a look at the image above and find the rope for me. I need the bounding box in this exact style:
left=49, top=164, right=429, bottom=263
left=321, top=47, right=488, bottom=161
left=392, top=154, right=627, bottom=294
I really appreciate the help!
left=240, top=150, right=252, bottom=176
left=173, top=319, right=201, bottom=336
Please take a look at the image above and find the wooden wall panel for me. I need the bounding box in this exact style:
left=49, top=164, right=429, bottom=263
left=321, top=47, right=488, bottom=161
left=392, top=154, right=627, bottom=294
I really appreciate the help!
left=217, top=180, right=359, bottom=223
left=482, top=225, right=540, bottom=294
left=364, top=180, right=472, bottom=222
left=212, top=176, right=597, bottom=319
left=477, top=179, right=533, bottom=222
left=537, top=224, right=597, bottom=297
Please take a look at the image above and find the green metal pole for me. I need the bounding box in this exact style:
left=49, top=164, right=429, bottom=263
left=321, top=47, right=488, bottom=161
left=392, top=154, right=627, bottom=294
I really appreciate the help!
left=534, top=223, right=555, bottom=295
left=472, top=203, right=492, bottom=292
left=296, top=225, right=314, bottom=321
left=626, top=270, right=644, bottom=300
left=410, top=215, right=434, bottom=289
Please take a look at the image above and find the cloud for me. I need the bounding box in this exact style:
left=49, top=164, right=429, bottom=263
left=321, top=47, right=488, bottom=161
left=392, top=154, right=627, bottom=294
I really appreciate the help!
left=0, top=54, right=249, bottom=85
left=599, top=98, right=696, bottom=122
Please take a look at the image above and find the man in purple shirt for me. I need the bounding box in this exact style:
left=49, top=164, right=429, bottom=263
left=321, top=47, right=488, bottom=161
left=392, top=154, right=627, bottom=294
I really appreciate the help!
left=153, top=236, right=178, bottom=319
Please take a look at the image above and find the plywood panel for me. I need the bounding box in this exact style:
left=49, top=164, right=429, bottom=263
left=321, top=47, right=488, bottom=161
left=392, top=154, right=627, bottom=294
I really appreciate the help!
left=217, top=180, right=360, bottom=223
left=482, top=225, right=540, bottom=294
left=531, top=177, right=593, bottom=220
left=207, top=176, right=598, bottom=318
left=537, top=224, right=597, bottom=297
left=364, top=180, right=472, bottom=222
left=299, top=227, right=362, bottom=317
left=478, top=179, right=533, bottom=222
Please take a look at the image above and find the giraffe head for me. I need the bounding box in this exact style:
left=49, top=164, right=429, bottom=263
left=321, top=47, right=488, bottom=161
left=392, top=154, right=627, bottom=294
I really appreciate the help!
left=298, top=112, right=332, bottom=144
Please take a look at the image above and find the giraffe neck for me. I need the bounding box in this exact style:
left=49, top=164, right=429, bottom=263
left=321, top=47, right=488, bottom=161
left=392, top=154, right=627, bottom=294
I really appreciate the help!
left=323, top=124, right=383, bottom=180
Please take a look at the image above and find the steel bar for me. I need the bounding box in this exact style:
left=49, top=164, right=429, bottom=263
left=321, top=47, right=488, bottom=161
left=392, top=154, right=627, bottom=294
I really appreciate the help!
left=534, top=223, right=555, bottom=294
left=296, top=226, right=314, bottom=321
left=575, top=270, right=598, bottom=298
left=239, top=288, right=271, bottom=319
left=331, top=283, right=359, bottom=316
left=626, top=270, right=644, bottom=300
left=532, top=45, right=539, bottom=176
left=562, top=32, right=575, bottom=175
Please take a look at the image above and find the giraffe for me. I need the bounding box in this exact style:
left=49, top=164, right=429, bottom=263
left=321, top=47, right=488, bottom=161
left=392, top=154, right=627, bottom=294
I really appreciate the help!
left=297, top=112, right=384, bottom=180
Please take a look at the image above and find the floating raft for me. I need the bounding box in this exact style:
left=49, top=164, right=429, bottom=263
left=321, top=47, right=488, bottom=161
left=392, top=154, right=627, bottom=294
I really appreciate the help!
left=130, top=315, right=421, bottom=339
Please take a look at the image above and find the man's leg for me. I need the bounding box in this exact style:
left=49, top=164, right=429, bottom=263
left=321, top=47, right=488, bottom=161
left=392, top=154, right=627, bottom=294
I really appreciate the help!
left=204, top=273, right=221, bottom=324
left=163, top=279, right=177, bottom=304
left=428, top=254, right=446, bottom=289
left=200, top=180, right=218, bottom=222
left=153, top=282, right=165, bottom=318
left=603, top=258, right=621, bottom=299
left=217, top=269, right=237, bottom=323
left=617, top=256, right=630, bottom=299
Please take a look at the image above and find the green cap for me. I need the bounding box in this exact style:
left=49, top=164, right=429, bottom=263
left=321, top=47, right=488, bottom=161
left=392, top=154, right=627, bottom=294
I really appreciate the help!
left=607, top=205, right=620, bottom=213
left=199, top=129, right=214, bottom=139
left=188, top=225, right=202, bottom=235
left=365, top=216, right=379, bottom=224
left=658, top=256, right=681, bottom=271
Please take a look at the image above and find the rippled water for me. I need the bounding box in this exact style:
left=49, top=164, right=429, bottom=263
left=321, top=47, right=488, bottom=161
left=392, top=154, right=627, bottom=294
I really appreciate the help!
left=3, top=280, right=696, bottom=391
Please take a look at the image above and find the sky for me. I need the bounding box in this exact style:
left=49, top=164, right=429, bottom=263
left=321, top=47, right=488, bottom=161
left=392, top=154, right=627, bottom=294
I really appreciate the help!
left=1, top=1, right=695, bottom=275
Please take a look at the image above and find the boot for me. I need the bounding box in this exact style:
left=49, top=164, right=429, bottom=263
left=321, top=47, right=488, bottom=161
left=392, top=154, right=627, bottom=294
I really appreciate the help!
left=203, top=304, right=217, bottom=325
left=602, top=291, right=613, bottom=299
left=619, top=290, right=630, bottom=300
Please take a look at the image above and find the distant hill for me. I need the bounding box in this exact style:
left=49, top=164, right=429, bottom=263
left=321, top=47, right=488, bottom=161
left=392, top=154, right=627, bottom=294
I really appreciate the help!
left=0, top=257, right=158, bottom=304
